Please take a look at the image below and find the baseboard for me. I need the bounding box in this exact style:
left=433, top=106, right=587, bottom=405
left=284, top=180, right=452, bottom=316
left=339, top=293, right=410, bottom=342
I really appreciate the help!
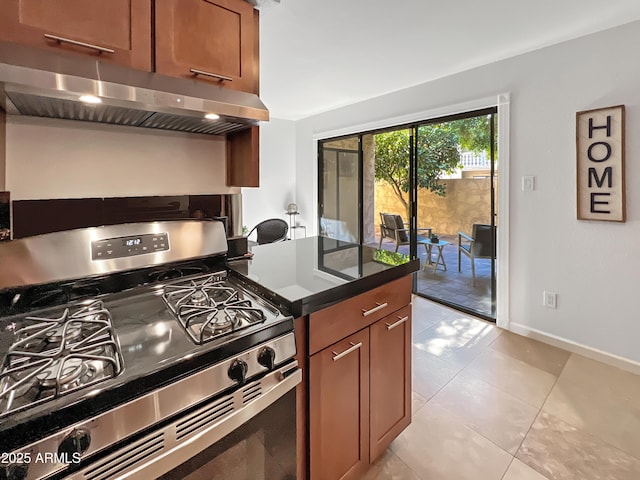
left=508, top=322, right=640, bottom=376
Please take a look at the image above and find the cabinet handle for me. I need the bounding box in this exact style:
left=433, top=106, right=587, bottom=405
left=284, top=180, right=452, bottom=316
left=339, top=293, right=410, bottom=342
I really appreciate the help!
left=43, top=34, right=115, bottom=54
left=385, top=316, right=409, bottom=331
left=190, top=68, right=234, bottom=82
left=361, top=302, right=388, bottom=317
left=332, top=342, right=362, bottom=362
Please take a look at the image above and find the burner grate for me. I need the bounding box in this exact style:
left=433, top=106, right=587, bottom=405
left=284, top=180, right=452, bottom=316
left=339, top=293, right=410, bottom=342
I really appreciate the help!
left=162, top=274, right=266, bottom=344
left=0, top=301, right=123, bottom=417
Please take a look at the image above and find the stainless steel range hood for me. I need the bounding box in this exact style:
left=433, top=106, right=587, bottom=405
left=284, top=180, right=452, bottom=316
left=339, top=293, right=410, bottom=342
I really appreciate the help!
left=0, top=41, right=269, bottom=135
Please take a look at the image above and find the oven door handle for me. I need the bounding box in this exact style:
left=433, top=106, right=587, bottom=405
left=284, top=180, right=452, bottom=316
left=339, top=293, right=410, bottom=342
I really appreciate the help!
left=67, top=363, right=302, bottom=480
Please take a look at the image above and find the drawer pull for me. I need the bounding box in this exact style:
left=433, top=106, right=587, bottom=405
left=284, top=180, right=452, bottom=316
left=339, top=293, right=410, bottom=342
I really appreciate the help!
left=44, top=34, right=115, bottom=54
left=190, top=68, right=234, bottom=82
left=362, top=302, right=388, bottom=317
left=332, top=342, right=362, bottom=361
left=385, top=316, right=409, bottom=331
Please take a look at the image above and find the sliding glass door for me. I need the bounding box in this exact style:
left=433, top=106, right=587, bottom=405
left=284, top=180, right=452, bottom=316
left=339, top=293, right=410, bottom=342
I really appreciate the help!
left=317, top=108, right=498, bottom=320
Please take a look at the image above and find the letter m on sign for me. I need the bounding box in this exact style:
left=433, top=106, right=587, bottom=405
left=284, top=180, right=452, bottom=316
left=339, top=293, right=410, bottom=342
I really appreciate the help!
left=576, top=105, right=625, bottom=222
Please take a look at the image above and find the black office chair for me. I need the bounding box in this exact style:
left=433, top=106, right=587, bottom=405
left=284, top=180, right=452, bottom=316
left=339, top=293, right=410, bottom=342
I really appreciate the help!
left=247, top=218, right=289, bottom=245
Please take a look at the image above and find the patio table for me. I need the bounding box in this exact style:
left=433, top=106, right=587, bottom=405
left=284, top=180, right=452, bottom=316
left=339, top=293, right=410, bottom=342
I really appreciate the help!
left=419, top=238, right=450, bottom=273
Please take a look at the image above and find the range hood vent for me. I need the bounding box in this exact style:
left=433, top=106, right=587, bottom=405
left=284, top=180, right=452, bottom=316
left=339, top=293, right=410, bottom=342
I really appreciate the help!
left=0, top=41, right=269, bottom=135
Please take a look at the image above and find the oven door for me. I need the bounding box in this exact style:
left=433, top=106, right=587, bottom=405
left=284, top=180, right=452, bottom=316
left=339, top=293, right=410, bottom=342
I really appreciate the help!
left=160, top=388, right=297, bottom=480
left=66, top=363, right=301, bottom=480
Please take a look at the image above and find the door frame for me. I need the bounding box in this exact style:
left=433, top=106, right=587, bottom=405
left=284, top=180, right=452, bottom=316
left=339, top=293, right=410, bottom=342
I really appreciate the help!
left=311, top=94, right=511, bottom=329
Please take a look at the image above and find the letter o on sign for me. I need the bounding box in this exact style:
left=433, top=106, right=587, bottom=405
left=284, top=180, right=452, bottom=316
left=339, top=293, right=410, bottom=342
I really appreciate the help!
left=587, top=142, right=612, bottom=162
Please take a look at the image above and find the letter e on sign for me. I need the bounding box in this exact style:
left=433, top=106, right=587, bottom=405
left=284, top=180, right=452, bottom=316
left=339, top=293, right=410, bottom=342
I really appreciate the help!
left=576, top=105, right=625, bottom=221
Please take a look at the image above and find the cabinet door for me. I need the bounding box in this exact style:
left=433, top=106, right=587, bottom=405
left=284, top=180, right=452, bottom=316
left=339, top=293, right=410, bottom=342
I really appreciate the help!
left=310, top=329, right=369, bottom=480
left=0, top=0, right=152, bottom=70
left=369, top=305, right=412, bottom=462
left=155, top=0, right=256, bottom=93
left=227, top=126, right=259, bottom=187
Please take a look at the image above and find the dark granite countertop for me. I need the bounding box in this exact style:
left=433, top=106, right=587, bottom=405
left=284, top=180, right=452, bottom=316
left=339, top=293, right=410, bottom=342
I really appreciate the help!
left=227, top=236, right=419, bottom=317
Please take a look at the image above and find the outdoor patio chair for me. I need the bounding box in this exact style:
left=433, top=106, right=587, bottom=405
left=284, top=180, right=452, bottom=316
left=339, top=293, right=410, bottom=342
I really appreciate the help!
left=379, top=213, right=432, bottom=252
left=457, top=223, right=496, bottom=287
left=247, top=218, right=289, bottom=245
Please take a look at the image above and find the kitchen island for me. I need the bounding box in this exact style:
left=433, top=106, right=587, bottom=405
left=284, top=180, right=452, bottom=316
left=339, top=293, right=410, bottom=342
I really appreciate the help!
left=228, top=236, right=419, bottom=480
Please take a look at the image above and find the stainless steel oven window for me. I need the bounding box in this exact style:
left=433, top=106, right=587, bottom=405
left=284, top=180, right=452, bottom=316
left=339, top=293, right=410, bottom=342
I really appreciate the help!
left=159, top=389, right=297, bottom=480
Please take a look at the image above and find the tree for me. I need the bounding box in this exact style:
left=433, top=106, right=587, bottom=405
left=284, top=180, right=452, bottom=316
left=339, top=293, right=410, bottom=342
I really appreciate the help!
left=374, top=115, right=494, bottom=218
left=374, top=126, right=460, bottom=218
left=449, top=115, right=493, bottom=154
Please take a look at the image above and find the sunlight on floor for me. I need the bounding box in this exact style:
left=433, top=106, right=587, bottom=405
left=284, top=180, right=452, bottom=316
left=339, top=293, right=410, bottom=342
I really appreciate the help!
left=415, top=317, right=496, bottom=357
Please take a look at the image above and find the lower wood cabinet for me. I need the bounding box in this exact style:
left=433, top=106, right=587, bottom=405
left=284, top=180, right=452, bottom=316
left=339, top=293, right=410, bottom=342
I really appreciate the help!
left=307, top=286, right=412, bottom=480
left=310, top=329, right=370, bottom=480
left=370, top=304, right=412, bottom=461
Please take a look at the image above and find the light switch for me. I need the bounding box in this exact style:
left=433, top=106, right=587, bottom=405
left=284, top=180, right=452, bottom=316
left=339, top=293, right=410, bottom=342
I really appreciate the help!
left=522, top=175, right=535, bottom=191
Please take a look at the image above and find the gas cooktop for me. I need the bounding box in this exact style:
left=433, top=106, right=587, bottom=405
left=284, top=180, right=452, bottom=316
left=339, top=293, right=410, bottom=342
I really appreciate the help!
left=0, top=301, right=122, bottom=418
left=0, top=222, right=294, bottom=463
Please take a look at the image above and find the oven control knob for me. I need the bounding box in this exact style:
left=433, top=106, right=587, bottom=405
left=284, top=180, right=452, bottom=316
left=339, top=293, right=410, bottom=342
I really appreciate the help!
left=258, top=346, right=276, bottom=370
left=58, top=429, right=91, bottom=458
left=0, top=463, right=29, bottom=480
left=228, top=359, right=249, bottom=384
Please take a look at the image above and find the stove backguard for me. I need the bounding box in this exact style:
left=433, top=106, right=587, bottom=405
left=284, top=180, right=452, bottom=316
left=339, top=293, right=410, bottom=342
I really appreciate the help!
left=0, top=220, right=228, bottom=291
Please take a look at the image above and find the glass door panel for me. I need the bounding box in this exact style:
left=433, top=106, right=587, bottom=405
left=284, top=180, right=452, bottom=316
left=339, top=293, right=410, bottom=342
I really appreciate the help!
left=318, top=137, right=361, bottom=243
left=413, top=110, right=497, bottom=319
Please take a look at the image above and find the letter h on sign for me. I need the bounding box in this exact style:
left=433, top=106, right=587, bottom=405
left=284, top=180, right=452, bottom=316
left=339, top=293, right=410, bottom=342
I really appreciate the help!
left=576, top=105, right=625, bottom=222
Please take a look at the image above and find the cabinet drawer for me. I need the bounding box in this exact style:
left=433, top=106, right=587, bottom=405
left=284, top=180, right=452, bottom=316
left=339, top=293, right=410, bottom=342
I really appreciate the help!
left=309, top=275, right=411, bottom=355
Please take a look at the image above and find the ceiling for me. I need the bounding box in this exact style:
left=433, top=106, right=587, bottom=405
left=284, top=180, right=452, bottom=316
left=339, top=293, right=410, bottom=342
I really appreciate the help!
left=258, top=0, right=640, bottom=120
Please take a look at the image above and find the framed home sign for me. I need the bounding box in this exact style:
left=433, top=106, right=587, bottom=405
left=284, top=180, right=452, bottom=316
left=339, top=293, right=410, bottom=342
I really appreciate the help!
left=576, top=105, right=625, bottom=222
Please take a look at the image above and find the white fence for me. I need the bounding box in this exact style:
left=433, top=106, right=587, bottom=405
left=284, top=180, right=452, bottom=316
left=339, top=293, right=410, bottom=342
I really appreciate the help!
left=460, top=151, right=491, bottom=169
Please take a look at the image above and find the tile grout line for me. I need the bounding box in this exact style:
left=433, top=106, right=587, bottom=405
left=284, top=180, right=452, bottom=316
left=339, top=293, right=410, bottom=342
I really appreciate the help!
left=498, top=457, right=516, bottom=480
left=416, top=327, right=521, bottom=469
left=424, top=326, right=536, bottom=477
left=509, top=354, right=567, bottom=480
left=463, top=351, right=559, bottom=410
left=462, top=338, right=558, bottom=480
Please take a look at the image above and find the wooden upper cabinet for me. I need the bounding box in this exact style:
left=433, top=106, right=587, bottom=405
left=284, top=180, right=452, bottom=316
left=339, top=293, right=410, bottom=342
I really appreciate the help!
left=227, top=126, right=259, bottom=187
left=0, top=0, right=152, bottom=70
left=155, top=0, right=257, bottom=93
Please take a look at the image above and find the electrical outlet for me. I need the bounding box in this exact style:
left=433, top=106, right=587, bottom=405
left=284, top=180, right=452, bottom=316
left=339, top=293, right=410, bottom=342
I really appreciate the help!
left=522, top=175, right=535, bottom=191
left=543, top=291, right=557, bottom=309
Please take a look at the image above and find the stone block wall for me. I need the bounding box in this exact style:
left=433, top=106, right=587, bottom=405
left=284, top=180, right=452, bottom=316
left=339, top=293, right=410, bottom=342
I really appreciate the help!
left=373, top=178, right=493, bottom=237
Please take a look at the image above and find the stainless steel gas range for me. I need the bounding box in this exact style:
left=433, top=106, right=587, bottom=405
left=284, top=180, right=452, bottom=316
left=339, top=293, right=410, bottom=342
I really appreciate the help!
left=0, top=220, right=300, bottom=480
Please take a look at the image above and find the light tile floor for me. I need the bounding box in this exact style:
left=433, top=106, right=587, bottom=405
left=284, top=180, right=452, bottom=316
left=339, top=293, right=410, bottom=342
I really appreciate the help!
left=362, top=296, right=640, bottom=480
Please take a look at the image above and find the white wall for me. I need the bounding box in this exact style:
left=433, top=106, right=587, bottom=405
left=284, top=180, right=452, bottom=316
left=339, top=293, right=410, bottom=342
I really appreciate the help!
left=292, top=21, right=640, bottom=365
left=242, top=118, right=296, bottom=233
left=5, top=116, right=239, bottom=200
